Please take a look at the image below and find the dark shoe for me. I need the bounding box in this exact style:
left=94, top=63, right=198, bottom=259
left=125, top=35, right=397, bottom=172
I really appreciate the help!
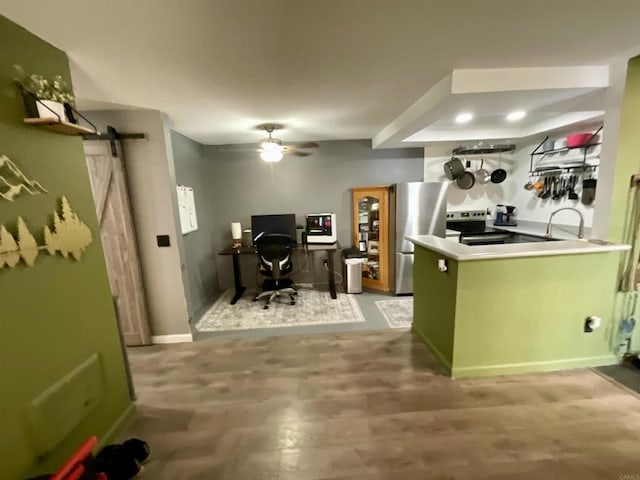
left=121, top=438, right=151, bottom=464
left=94, top=444, right=142, bottom=480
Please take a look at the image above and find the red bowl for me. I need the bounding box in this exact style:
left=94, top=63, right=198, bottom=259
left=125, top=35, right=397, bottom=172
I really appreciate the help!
left=566, top=133, right=593, bottom=148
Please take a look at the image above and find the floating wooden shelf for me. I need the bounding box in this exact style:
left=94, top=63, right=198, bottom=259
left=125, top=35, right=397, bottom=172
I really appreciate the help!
left=24, top=117, right=96, bottom=136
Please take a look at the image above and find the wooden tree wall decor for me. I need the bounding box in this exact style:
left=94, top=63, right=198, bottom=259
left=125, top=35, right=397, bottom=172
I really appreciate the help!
left=0, top=197, right=92, bottom=269
left=44, top=197, right=93, bottom=260
left=0, top=154, right=48, bottom=201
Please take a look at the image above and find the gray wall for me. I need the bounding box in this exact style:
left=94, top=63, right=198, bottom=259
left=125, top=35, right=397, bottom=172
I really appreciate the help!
left=203, top=139, right=424, bottom=289
left=171, top=131, right=219, bottom=319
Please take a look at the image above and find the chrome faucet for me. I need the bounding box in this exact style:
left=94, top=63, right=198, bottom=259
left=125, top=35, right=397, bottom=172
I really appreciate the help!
left=545, top=208, right=585, bottom=239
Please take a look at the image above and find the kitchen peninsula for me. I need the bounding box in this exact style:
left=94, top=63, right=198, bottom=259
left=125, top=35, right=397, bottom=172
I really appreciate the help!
left=407, top=234, right=630, bottom=378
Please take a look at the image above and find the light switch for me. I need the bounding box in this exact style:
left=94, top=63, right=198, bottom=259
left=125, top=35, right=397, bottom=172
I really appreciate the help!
left=157, top=235, right=171, bottom=247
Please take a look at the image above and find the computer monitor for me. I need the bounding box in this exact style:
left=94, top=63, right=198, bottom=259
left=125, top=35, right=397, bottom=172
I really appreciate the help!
left=251, top=213, right=297, bottom=244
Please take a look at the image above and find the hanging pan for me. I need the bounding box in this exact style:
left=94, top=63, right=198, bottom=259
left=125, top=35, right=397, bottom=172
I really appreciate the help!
left=475, top=158, right=491, bottom=185
left=456, top=160, right=476, bottom=190
left=490, top=152, right=508, bottom=184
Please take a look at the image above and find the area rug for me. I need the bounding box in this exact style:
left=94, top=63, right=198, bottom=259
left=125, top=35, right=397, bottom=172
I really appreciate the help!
left=375, top=298, right=413, bottom=329
left=195, top=287, right=365, bottom=332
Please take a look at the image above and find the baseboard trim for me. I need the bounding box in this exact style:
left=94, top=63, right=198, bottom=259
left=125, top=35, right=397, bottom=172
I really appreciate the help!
left=411, top=324, right=453, bottom=376
left=451, top=354, right=619, bottom=378
left=151, top=334, right=193, bottom=344
left=98, top=403, right=136, bottom=449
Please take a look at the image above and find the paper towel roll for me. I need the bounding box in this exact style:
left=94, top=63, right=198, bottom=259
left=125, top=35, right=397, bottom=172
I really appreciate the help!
left=231, top=222, right=242, bottom=240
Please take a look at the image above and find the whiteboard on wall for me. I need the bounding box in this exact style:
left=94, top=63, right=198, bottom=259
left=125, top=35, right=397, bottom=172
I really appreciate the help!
left=177, top=185, right=198, bottom=234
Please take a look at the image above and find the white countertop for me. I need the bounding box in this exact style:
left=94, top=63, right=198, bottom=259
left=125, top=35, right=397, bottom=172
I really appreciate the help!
left=406, top=234, right=630, bottom=261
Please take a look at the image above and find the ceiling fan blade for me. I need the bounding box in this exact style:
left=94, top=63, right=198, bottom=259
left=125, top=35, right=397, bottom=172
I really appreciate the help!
left=219, top=145, right=259, bottom=152
left=284, top=142, right=319, bottom=149
left=285, top=150, right=312, bottom=157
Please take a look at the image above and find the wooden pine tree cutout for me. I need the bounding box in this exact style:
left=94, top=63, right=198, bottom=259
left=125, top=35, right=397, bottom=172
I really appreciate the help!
left=44, top=196, right=93, bottom=261
left=0, top=225, right=20, bottom=268
left=17, top=217, right=38, bottom=266
left=0, top=197, right=92, bottom=269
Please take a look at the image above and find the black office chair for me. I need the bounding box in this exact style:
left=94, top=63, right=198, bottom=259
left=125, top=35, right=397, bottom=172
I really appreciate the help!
left=254, top=233, right=297, bottom=309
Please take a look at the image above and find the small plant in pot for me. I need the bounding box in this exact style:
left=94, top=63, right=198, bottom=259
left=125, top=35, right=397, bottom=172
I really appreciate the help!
left=14, top=65, right=75, bottom=123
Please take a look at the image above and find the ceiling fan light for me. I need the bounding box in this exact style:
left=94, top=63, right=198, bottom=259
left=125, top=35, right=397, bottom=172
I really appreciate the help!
left=261, top=140, right=280, bottom=150
left=260, top=149, right=283, bottom=162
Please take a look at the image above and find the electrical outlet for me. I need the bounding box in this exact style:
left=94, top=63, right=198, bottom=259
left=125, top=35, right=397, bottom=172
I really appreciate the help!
left=584, top=316, right=602, bottom=333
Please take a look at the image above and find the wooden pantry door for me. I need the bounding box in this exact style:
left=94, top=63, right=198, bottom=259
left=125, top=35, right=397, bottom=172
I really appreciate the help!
left=83, top=140, right=151, bottom=346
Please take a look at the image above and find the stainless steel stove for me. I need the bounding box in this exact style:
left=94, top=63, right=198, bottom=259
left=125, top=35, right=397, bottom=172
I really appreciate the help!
left=446, top=209, right=556, bottom=246
left=446, top=210, right=495, bottom=234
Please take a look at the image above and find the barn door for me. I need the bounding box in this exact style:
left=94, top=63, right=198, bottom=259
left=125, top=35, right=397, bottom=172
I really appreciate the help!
left=83, top=140, right=151, bottom=346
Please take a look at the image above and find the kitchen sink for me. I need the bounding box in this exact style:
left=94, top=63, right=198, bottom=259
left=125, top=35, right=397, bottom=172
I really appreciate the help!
left=460, top=231, right=559, bottom=246
left=587, top=238, right=614, bottom=245
left=512, top=233, right=560, bottom=243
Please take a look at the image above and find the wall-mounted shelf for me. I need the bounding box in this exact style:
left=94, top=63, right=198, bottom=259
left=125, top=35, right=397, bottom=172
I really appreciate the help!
left=531, top=143, right=601, bottom=156
left=529, top=164, right=598, bottom=176
left=23, top=118, right=96, bottom=136
left=529, top=126, right=603, bottom=177
left=22, top=96, right=97, bottom=136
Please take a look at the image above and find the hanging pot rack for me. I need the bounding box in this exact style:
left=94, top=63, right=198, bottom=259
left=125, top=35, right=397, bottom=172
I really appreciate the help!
left=452, top=144, right=516, bottom=156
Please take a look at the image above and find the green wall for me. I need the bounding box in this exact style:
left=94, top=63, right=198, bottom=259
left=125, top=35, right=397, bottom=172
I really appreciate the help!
left=413, top=246, right=620, bottom=378
left=453, top=253, right=619, bottom=377
left=608, top=56, right=640, bottom=244
left=0, top=16, right=132, bottom=479
left=607, top=56, right=640, bottom=351
left=412, top=248, right=457, bottom=374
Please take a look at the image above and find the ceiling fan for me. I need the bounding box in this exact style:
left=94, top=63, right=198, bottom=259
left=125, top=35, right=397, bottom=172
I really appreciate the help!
left=255, top=124, right=319, bottom=162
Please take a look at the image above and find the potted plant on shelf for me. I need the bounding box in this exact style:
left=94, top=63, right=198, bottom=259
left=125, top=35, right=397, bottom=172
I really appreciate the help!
left=14, top=65, right=75, bottom=123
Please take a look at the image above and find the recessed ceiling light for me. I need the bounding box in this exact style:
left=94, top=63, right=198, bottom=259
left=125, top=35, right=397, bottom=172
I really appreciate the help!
left=455, top=113, right=473, bottom=124
left=506, top=110, right=527, bottom=122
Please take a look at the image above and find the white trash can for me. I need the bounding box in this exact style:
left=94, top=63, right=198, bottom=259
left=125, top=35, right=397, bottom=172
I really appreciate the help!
left=344, top=258, right=364, bottom=294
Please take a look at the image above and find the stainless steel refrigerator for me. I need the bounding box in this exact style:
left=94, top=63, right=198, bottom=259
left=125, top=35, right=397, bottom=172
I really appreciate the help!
left=389, top=182, right=448, bottom=294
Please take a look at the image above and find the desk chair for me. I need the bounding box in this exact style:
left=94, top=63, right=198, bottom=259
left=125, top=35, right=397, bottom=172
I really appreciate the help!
left=254, top=233, right=297, bottom=309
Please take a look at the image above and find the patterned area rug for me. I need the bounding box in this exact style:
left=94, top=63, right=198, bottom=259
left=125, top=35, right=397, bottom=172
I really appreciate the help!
left=195, top=287, right=365, bottom=332
left=375, top=298, right=413, bottom=329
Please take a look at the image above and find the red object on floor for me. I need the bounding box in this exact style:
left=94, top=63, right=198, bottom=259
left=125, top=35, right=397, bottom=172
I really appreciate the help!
left=63, top=465, right=84, bottom=480
left=50, top=436, right=98, bottom=480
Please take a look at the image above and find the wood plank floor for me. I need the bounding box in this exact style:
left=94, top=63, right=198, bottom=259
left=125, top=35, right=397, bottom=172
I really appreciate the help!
left=122, top=330, right=640, bottom=479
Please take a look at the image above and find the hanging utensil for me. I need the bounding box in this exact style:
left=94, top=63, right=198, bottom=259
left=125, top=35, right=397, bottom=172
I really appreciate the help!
left=533, top=179, right=544, bottom=192
left=539, top=177, right=549, bottom=199
left=568, top=175, right=579, bottom=200
left=444, top=156, right=465, bottom=180
left=582, top=178, right=597, bottom=205
left=475, top=157, right=491, bottom=185
left=552, top=177, right=561, bottom=200
left=490, top=152, right=507, bottom=184
left=456, top=159, right=476, bottom=190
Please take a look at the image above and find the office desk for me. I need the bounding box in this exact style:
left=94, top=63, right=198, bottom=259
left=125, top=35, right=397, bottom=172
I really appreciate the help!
left=218, top=243, right=340, bottom=304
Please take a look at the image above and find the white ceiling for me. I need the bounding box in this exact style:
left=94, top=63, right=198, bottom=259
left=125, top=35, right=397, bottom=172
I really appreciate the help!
left=2, top=0, right=640, bottom=145
left=375, top=67, right=610, bottom=147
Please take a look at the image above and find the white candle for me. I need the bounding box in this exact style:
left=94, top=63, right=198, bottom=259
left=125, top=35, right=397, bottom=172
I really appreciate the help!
left=231, top=222, right=242, bottom=240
